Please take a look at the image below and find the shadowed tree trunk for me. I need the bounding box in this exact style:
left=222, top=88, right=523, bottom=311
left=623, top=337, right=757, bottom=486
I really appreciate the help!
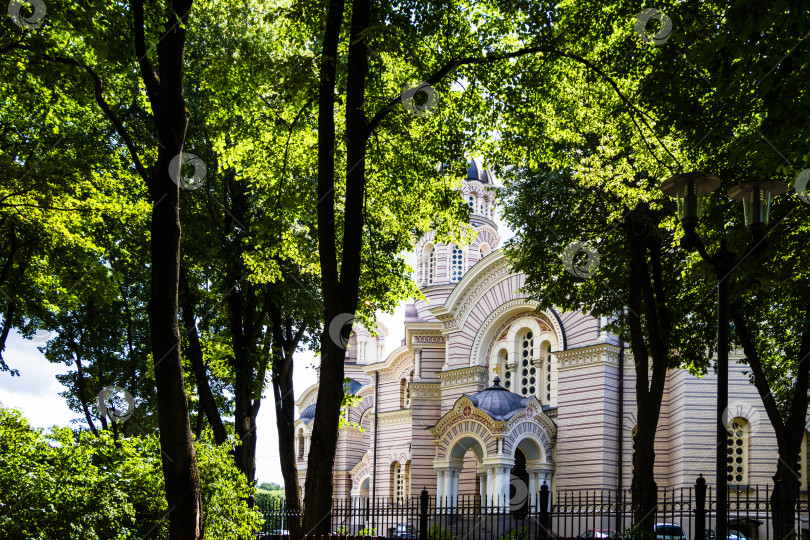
left=626, top=207, right=670, bottom=536
left=179, top=267, right=228, bottom=445
left=270, top=305, right=307, bottom=536
left=134, top=0, right=203, bottom=535
left=733, top=304, right=810, bottom=540
left=302, top=0, right=368, bottom=531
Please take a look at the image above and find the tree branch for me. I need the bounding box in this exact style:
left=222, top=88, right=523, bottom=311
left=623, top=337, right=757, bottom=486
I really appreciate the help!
left=364, top=45, right=680, bottom=173
left=42, top=55, right=152, bottom=189
left=732, top=308, right=786, bottom=442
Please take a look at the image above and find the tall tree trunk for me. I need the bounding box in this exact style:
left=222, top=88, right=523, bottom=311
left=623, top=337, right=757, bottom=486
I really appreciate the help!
left=301, top=0, right=346, bottom=531
left=733, top=303, right=810, bottom=540
left=303, top=0, right=370, bottom=532
left=270, top=312, right=306, bottom=523
left=626, top=210, right=669, bottom=536
left=179, top=267, right=228, bottom=445
left=772, top=446, right=802, bottom=540
left=139, top=0, right=203, bottom=534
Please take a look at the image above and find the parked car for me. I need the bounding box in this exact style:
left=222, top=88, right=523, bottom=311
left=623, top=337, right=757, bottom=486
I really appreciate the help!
left=655, top=523, right=687, bottom=540
left=580, top=530, right=617, bottom=539
left=706, top=529, right=750, bottom=540
left=390, top=524, right=417, bottom=539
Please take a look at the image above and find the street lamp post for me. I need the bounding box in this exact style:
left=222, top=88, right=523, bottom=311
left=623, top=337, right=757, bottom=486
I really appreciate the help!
left=661, top=173, right=786, bottom=540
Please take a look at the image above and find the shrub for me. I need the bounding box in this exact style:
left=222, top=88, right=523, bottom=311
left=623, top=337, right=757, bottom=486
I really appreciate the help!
left=0, top=406, right=262, bottom=539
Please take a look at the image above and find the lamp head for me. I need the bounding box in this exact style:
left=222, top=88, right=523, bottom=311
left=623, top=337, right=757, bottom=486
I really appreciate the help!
left=727, top=179, right=787, bottom=239
left=661, top=172, right=721, bottom=229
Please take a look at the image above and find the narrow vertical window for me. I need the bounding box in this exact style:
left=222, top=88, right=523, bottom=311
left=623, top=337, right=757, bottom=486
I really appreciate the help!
left=727, top=417, right=749, bottom=485
left=450, top=245, right=463, bottom=282
left=501, top=350, right=511, bottom=390
left=520, top=330, right=535, bottom=397
left=392, top=461, right=403, bottom=502
left=298, top=429, right=305, bottom=458
left=426, top=245, right=436, bottom=285
left=400, top=378, right=407, bottom=409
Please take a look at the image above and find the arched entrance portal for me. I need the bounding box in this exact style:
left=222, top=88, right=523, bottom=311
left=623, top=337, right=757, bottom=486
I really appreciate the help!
left=437, top=435, right=486, bottom=508
left=511, top=449, right=529, bottom=517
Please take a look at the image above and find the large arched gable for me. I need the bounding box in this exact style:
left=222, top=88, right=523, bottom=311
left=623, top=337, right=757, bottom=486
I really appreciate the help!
left=471, top=300, right=565, bottom=368
left=503, top=419, right=556, bottom=464
left=430, top=395, right=498, bottom=462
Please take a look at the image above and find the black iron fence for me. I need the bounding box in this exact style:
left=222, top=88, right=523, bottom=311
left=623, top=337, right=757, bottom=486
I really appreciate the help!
left=257, top=479, right=810, bottom=540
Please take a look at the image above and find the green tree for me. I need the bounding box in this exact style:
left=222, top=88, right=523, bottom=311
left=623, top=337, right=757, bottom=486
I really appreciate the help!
left=0, top=405, right=261, bottom=539
left=491, top=0, right=809, bottom=535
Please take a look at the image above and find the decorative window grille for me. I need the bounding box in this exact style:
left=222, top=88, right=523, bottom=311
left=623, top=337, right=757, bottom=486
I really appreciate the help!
left=392, top=462, right=404, bottom=502
left=727, top=417, right=749, bottom=485
left=450, top=245, right=463, bottom=282
left=520, top=330, right=536, bottom=397
left=425, top=245, right=436, bottom=285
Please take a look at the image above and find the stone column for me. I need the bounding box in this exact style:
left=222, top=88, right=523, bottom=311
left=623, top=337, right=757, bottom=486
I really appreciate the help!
left=450, top=468, right=460, bottom=509
left=436, top=469, right=445, bottom=506
left=443, top=468, right=454, bottom=508
left=529, top=471, right=537, bottom=507
left=478, top=471, right=487, bottom=507
left=487, top=467, right=496, bottom=509
left=414, top=348, right=422, bottom=380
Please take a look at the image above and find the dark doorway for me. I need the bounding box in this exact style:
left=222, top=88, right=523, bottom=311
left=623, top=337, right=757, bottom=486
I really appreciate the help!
left=511, top=448, right=529, bottom=518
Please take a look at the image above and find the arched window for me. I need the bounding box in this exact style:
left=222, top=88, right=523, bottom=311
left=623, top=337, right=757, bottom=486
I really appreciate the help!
left=400, top=378, right=407, bottom=409
left=391, top=461, right=404, bottom=502
left=537, top=340, right=557, bottom=405
left=425, top=245, right=436, bottom=285
left=450, top=244, right=463, bottom=282
left=480, top=243, right=491, bottom=257
left=727, top=417, right=749, bottom=485
left=500, top=350, right=511, bottom=390
left=404, top=460, right=411, bottom=499
left=518, top=330, right=536, bottom=397
left=298, top=428, right=305, bottom=458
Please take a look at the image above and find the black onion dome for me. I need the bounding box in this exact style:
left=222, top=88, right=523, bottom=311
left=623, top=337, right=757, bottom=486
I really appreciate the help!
left=300, top=403, right=317, bottom=424
left=480, top=169, right=495, bottom=185
left=466, top=377, right=528, bottom=420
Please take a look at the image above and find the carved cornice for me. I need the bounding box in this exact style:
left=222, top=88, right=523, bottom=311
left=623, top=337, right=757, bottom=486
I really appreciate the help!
left=410, top=382, right=441, bottom=399
left=371, top=408, right=413, bottom=426
left=430, top=395, right=500, bottom=437
left=413, top=334, right=446, bottom=345
left=555, top=343, right=622, bottom=370
left=405, top=323, right=444, bottom=349
left=438, top=366, right=488, bottom=388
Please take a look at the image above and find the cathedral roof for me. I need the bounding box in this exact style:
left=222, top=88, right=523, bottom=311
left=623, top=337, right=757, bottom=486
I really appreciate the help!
left=299, top=378, right=366, bottom=424
left=465, top=377, right=528, bottom=420
left=300, top=403, right=316, bottom=424
left=466, top=158, right=494, bottom=185
left=404, top=303, right=423, bottom=322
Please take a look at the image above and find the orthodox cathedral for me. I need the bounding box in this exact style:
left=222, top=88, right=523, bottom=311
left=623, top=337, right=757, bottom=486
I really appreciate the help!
left=294, top=160, right=797, bottom=516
